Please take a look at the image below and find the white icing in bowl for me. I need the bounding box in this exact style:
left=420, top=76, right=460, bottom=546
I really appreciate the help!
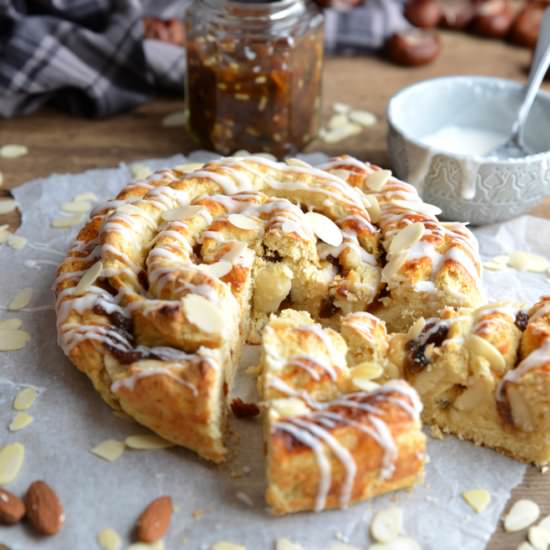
left=386, top=76, right=550, bottom=224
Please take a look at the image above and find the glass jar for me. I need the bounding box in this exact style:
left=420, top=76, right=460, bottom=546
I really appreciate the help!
left=185, top=0, right=324, bottom=157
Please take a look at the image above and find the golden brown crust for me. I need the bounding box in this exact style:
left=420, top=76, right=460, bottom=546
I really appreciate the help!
left=266, top=385, right=425, bottom=515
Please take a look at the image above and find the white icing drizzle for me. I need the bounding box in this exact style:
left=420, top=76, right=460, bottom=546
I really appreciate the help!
left=497, top=339, right=550, bottom=400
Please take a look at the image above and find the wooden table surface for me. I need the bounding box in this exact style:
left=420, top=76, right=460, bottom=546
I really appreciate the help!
left=1, top=30, right=549, bottom=550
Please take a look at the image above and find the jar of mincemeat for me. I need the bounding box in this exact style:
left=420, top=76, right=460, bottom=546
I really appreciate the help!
left=185, top=0, right=324, bottom=157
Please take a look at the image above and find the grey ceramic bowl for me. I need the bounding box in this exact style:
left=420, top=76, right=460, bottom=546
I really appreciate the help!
left=387, top=76, right=550, bottom=225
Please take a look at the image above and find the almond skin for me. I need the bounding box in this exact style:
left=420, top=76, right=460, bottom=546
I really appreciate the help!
left=0, top=488, right=25, bottom=524
left=136, top=496, right=173, bottom=543
left=25, top=481, right=64, bottom=536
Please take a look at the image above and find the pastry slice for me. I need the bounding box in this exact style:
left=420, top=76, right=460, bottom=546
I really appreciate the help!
left=260, top=311, right=426, bottom=515
left=387, top=299, right=550, bottom=465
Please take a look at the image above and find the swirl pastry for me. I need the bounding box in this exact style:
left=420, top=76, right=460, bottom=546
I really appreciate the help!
left=54, top=154, right=481, bottom=479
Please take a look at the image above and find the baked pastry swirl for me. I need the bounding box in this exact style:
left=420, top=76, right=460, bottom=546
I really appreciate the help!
left=54, top=154, right=484, bottom=510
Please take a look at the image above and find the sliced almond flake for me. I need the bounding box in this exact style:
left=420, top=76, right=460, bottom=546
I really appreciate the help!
left=0, top=228, right=10, bottom=244
left=367, top=169, right=392, bottom=191
left=364, top=194, right=381, bottom=222
left=504, top=499, right=540, bottom=532
left=9, top=412, right=33, bottom=432
left=61, top=200, right=92, bottom=213
left=0, top=172, right=3, bottom=187
left=333, top=102, right=351, bottom=114
left=199, top=261, right=232, bottom=278
left=162, top=110, right=188, bottom=127
left=327, top=544, right=362, bottom=550
left=392, top=199, right=442, bottom=218
left=125, top=433, right=174, bottom=450
left=328, top=113, right=351, bottom=130
left=0, top=319, right=22, bottom=331
left=463, top=489, right=491, bottom=513
left=389, top=222, right=424, bottom=255
left=483, top=262, right=506, bottom=271
left=91, top=439, right=125, bottom=462
left=320, top=123, right=362, bottom=144
left=349, top=109, right=377, bottom=127
left=228, top=213, right=262, bottom=231
left=211, top=542, right=245, bottom=550
left=0, top=442, right=24, bottom=484
left=370, top=538, right=421, bottom=550
left=162, top=205, right=205, bottom=222
left=252, top=153, right=277, bottom=161
left=74, top=192, right=98, bottom=202
left=73, top=260, right=103, bottom=295
left=222, top=242, right=247, bottom=263
left=382, top=252, right=407, bottom=283
left=351, top=362, right=383, bottom=383
left=173, top=162, right=204, bottom=172
left=7, top=235, right=27, bottom=250
left=13, top=386, right=37, bottom=410
left=304, top=212, right=343, bottom=247
left=528, top=525, right=550, bottom=550
left=0, top=199, right=18, bottom=215
left=331, top=169, right=352, bottom=181
left=51, top=214, right=85, bottom=228
left=131, top=164, right=153, bottom=180
left=538, top=515, right=550, bottom=532
left=466, top=334, right=505, bottom=372
left=0, top=144, right=28, bottom=158
left=285, top=158, right=310, bottom=168
left=271, top=398, right=309, bottom=419
left=276, top=538, right=304, bottom=550
left=0, top=330, right=31, bottom=351
left=97, top=527, right=122, bottom=550
left=370, top=507, right=403, bottom=543
left=407, top=317, right=426, bottom=340
left=509, top=251, right=550, bottom=273
left=8, top=287, right=32, bottom=311
left=183, top=294, right=223, bottom=334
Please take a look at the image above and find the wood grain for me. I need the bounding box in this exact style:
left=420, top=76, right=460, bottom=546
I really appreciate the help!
left=1, top=29, right=549, bottom=549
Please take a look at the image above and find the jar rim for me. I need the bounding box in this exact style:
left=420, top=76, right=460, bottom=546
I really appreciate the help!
left=200, top=0, right=307, bottom=20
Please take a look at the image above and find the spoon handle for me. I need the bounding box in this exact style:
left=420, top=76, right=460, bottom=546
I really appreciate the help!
left=514, top=8, right=550, bottom=136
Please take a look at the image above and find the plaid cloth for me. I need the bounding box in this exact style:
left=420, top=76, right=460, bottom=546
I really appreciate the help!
left=0, top=0, right=407, bottom=118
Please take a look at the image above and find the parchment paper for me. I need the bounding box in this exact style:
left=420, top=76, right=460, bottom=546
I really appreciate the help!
left=1, top=151, right=548, bottom=550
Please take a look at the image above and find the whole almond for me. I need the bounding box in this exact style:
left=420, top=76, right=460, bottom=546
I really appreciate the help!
left=136, top=496, right=173, bottom=543
left=25, top=481, right=64, bottom=536
left=0, top=488, right=25, bottom=524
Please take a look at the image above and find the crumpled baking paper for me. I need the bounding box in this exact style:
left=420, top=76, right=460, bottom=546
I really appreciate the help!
left=1, top=151, right=548, bottom=550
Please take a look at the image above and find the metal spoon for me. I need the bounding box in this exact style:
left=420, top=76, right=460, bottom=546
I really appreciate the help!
left=490, top=8, right=550, bottom=159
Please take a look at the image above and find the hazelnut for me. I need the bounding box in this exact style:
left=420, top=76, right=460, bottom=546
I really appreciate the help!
left=472, top=0, right=515, bottom=39
left=440, top=0, right=476, bottom=30
left=510, top=1, right=548, bottom=49
left=405, top=0, right=442, bottom=29
left=387, top=29, right=442, bottom=67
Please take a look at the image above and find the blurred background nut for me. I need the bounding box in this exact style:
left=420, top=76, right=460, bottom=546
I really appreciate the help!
left=471, top=0, right=515, bottom=39
left=440, top=0, right=476, bottom=30
left=405, top=0, right=443, bottom=28
left=387, top=29, right=442, bottom=66
left=510, top=1, right=549, bottom=48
